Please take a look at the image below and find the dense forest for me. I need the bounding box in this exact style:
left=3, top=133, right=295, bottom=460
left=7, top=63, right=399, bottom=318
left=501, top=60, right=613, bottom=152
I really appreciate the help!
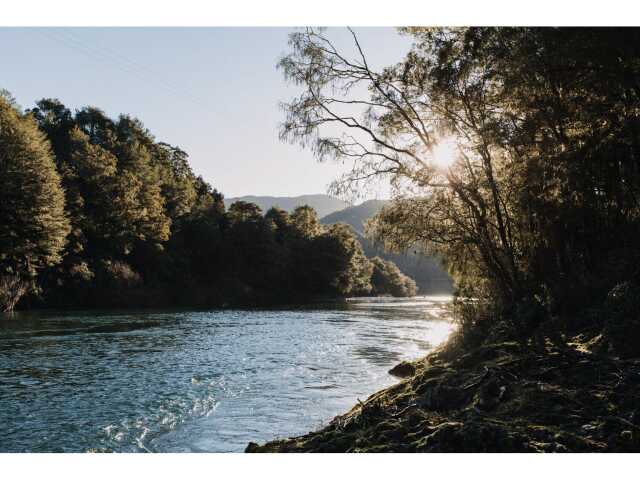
left=0, top=93, right=418, bottom=311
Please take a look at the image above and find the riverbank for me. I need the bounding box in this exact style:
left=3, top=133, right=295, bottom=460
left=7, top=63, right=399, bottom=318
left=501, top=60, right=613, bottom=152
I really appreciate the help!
left=246, top=329, right=640, bottom=452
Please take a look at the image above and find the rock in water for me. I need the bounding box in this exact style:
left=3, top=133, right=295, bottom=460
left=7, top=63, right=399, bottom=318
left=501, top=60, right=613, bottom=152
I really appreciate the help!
left=389, top=361, right=416, bottom=378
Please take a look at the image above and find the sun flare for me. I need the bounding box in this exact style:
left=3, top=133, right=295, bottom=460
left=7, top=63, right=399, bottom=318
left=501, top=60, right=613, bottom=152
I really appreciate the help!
left=430, top=137, right=459, bottom=169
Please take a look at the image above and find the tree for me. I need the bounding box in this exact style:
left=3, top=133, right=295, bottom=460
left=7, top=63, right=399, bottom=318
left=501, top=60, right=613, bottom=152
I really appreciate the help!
left=226, top=201, right=263, bottom=225
left=279, top=27, right=640, bottom=329
left=290, top=205, right=323, bottom=238
left=307, top=223, right=373, bottom=296
left=0, top=274, right=29, bottom=312
left=0, top=96, right=70, bottom=310
left=279, top=27, right=524, bottom=307
left=5, top=92, right=396, bottom=310
left=265, top=206, right=292, bottom=243
left=153, top=142, right=197, bottom=220
left=370, top=256, right=417, bottom=297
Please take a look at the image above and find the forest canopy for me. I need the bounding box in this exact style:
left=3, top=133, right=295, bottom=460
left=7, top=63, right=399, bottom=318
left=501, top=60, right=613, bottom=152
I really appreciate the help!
left=0, top=94, right=416, bottom=311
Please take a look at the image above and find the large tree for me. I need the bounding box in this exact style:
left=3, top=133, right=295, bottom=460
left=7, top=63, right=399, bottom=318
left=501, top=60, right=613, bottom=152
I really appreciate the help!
left=279, top=28, right=640, bottom=325
left=0, top=95, right=70, bottom=310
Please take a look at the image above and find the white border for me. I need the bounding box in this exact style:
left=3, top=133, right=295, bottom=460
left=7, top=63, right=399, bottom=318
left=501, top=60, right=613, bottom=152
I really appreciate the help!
left=1, top=452, right=636, bottom=479
left=0, top=0, right=638, bottom=26
left=2, top=2, right=639, bottom=478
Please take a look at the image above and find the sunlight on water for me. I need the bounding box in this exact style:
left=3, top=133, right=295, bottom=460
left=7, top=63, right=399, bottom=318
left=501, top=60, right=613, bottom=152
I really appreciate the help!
left=0, top=296, right=454, bottom=452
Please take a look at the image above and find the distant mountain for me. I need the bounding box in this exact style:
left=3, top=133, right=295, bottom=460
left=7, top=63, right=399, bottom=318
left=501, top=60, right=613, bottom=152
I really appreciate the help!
left=320, top=199, right=389, bottom=234
left=321, top=200, right=453, bottom=294
left=224, top=194, right=348, bottom=219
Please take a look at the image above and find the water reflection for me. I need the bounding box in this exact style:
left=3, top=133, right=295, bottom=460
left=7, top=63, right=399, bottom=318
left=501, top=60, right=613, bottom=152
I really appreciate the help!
left=0, top=296, right=454, bottom=452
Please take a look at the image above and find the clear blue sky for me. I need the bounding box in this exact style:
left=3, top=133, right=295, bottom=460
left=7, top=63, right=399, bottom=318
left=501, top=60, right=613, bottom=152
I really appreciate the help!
left=1, top=27, right=412, bottom=199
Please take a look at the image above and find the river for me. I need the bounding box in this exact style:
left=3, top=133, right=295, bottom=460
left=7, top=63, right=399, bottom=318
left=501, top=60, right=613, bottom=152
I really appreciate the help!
left=0, top=296, right=454, bottom=452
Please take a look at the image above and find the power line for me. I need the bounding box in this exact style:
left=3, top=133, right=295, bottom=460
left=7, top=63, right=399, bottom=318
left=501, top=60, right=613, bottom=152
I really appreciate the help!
left=61, top=29, right=212, bottom=107
left=38, top=28, right=213, bottom=112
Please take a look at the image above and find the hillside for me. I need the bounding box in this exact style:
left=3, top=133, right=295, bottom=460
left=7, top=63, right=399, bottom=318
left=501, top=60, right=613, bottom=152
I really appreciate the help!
left=224, top=194, right=348, bottom=219
left=321, top=199, right=388, bottom=234
left=320, top=200, right=453, bottom=294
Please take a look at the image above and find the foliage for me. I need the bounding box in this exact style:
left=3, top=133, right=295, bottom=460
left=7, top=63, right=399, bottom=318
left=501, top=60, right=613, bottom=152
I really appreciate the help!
left=0, top=275, right=29, bottom=312
left=370, top=256, right=417, bottom=297
left=0, top=96, right=70, bottom=310
left=1, top=95, right=410, bottom=309
left=320, top=199, right=452, bottom=293
left=278, top=27, right=640, bottom=340
left=310, top=223, right=373, bottom=296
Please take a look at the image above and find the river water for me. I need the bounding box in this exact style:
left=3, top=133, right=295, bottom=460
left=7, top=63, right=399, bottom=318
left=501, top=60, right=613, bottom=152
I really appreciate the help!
left=0, top=296, right=454, bottom=452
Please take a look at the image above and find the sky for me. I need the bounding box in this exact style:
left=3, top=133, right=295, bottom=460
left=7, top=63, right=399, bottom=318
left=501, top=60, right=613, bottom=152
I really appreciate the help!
left=1, top=27, right=413, bottom=199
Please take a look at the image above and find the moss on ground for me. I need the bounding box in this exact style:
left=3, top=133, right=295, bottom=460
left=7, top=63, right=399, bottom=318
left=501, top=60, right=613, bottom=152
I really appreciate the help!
left=246, top=334, right=640, bottom=453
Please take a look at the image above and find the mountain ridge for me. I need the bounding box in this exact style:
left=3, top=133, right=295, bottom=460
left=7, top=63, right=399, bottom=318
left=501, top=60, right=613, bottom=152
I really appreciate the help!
left=320, top=199, right=389, bottom=235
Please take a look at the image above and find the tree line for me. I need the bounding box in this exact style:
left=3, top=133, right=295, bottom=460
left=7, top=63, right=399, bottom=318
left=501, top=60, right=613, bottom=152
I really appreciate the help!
left=0, top=93, right=416, bottom=311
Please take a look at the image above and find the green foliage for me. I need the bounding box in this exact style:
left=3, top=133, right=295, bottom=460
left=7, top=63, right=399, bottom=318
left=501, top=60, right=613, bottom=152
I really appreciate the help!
left=279, top=27, right=640, bottom=339
left=216, top=205, right=374, bottom=300
left=321, top=200, right=452, bottom=293
left=0, top=97, right=70, bottom=306
left=309, top=223, right=373, bottom=296
left=290, top=205, right=324, bottom=238
left=153, top=143, right=197, bottom=219
left=370, top=256, right=417, bottom=297
left=227, top=201, right=263, bottom=224
left=2, top=94, right=394, bottom=309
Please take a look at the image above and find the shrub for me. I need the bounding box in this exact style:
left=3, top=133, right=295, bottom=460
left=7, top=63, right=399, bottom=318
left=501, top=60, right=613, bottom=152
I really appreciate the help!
left=0, top=274, right=28, bottom=312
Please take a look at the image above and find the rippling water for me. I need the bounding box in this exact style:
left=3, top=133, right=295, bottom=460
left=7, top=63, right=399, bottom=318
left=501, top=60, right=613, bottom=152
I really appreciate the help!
left=0, top=296, right=454, bottom=452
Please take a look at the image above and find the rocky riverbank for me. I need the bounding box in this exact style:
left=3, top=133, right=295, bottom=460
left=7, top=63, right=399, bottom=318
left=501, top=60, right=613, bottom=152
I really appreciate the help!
left=247, top=331, right=640, bottom=452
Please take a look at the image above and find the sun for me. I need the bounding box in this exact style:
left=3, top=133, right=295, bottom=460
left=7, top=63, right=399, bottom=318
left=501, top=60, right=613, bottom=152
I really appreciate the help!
left=430, top=137, right=459, bottom=169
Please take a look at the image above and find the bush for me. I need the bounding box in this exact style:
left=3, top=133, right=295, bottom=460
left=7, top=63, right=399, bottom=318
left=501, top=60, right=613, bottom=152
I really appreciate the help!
left=370, top=257, right=417, bottom=297
left=102, top=260, right=142, bottom=288
left=69, top=261, right=95, bottom=282
left=0, top=274, right=28, bottom=312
